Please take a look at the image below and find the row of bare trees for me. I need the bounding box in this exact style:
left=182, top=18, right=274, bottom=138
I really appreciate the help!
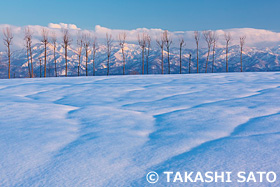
left=194, top=31, right=246, bottom=74
left=2, top=27, right=246, bottom=79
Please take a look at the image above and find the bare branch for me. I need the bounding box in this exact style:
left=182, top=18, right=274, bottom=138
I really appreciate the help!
left=41, top=28, right=49, bottom=45
left=118, top=32, right=127, bottom=48
left=240, top=35, right=246, bottom=47
left=224, top=32, right=231, bottom=44
left=194, top=31, right=200, bottom=45
left=3, top=27, right=13, bottom=78
left=51, top=32, right=57, bottom=46
left=3, top=27, right=13, bottom=47
left=179, top=37, right=185, bottom=48
left=61, top=29, right=71, bottom=48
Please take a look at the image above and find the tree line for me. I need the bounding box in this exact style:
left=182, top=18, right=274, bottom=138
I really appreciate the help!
left=2, top=27, right=246, bottom=79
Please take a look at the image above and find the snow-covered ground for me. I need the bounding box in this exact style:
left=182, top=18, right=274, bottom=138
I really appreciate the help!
left=0, top=72, right=280, bottom=186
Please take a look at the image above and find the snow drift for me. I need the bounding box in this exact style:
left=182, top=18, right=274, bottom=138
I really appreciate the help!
left=0, top=72, right=280, bottom=186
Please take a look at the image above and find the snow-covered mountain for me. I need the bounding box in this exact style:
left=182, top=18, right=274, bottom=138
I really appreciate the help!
left=0, top=24, right=280, bottom=78
left=0, top=43, right=280, bottom=78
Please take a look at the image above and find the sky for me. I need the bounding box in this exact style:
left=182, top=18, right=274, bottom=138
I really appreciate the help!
left=0, top=0, right=279, bottom=32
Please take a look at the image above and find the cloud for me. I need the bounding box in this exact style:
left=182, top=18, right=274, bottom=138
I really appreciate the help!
left=0, top=23, right=280, bottom=51
left=93, top=25, right=280, bottom=48
left=48, top=23, right=80, bottom=30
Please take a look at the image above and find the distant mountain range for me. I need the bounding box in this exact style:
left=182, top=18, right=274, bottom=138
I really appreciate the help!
left=0, top=43, right=279, bottom=78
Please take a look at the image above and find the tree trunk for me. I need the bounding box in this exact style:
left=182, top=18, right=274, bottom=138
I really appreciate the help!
left=93, top=58, right=95, bottom=76
left=65, top=46, right=68, bottom=77
left=86, top=50, right=88, bottom=76
left=146, top=48, right=150, bottom=74
left=161, top=48, right=164, bottom=74
left=107, top=56, right=109, bottom=76
left=205, top=48, right=210, bottom=73
left=122, top=48, right=125, bottom=75
left=40, top=59, right=42, bottom=78
left=44, top=43, right=47, bottom=77
left=189, top=54, right=191, bottom=74
left=226, top=43, right=229, bottom=72
left=8, top=46, right=11, bottom=79
left=54, top=46, right=57, bottom=77
left=28, top=43, right=33, bottom=78
left=78, top=55, right=80, bottom=76
left=93, top=51, right=96, bottom=76
left=196, top=45, right=199, bottom=73
left=26, top=48, right=31, bottom=78
left=241, top=46, right=243, bottom=72
left=212, top=43, right=216, bottom=73
left=142, top=48, right=144, bottom=75
left=167, top=47, right=170, bottom=74
left=179, top=46, right=182, bottom=74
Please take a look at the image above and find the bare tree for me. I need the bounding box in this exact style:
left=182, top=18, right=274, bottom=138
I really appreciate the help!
left=224, top=32, right=231, bottom=72
left=51, top=32, right=58, bottom=77
left=156, top=33, right=165, bottom=74
left=83, top=33, right=91, bottom=76
left=189, top=53, right=192, bottom=74
left=145, top=34, right=151, bottom=74
left=240, top=36, right=246, bottom=72
left=41, top=28, right=49, bottom=77
left=138, top=33, right=146, bottom=75
left=26, top=42, right=31, bottom=78
left=179, top=37, right=185, bottom=74
left=212, top=32, right=218, bottom=73
left=92, top=36, right=97, bottom=76
left=194, top=31, right=200, bottom=73
left=28, top=33, right=34, bottom=78
left=203, top=30, right=214, bottom=73
left=106, top=33, right=113, bottom=76
left=3, top=27, right=13, bottom=79
left=163, top=30, right=172, bottom=74
left=76, top=33, right=83, bottom=76
left=24, top=27, right=32, bottom=78
left=62, top=29, right=71, bottom=77
left=118, top=32, right=127, bottom=75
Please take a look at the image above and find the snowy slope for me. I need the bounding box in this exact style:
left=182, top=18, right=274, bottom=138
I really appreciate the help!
left=0, top=72, right=280, bottom=186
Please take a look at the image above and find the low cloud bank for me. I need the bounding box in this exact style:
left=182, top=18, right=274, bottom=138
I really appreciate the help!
left=0, top=23, right=279, bottom=51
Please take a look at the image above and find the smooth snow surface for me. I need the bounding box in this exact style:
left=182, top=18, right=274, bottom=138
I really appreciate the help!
left=0, top=72, right=280, bottom=186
